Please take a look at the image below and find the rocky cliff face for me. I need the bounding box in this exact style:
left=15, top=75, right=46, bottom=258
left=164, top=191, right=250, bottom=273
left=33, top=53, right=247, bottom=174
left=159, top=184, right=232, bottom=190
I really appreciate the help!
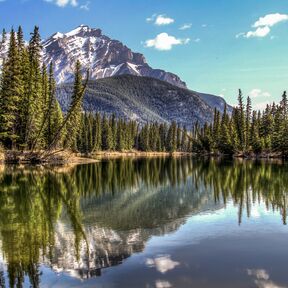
left=42, top=25, right=187, bottom=88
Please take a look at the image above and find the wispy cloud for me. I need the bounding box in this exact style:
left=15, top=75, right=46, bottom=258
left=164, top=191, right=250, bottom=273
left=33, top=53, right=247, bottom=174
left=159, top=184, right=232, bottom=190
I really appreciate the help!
left=44, top=0, right=78, bottom=8
left=237, top=13, right=288, bottom=38
left=146, top=14, right=175, bottom=26
left=247, top=268, right=286, bottom=288
left=249, top=88, right=271, bottom=98
left=80, top=1, right=89, bottom=10
left=179, top=23, right=192, bottom=30
left=145, top=33, right=190, bottom=51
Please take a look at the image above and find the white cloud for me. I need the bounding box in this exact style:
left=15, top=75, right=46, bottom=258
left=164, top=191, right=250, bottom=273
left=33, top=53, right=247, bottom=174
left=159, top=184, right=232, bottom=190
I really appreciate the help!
left=155, top=15, right=174, bottom=25
left=44, top=0, right=78, bottom=7
left=246, top=26, right=271, bottom=38
left=155, top=280, right=172, bottom=288
left=179, top=23, right=192, bottom=30
left=145, top=33, right=190, bottom=51
left=238, top=13, right=288, bottom=38
left=247, top=269, right=286, bottom=288
left=249, top=88, right=271, bottom=98
left=248, top=89, right=272, bottom=110
left=146, top=14, right=174, bottom=26
left=253, top=13, right=288, bottom=28
left=146, top=255, right=180, bottom=274
left=254, top=101, right=272, bottom=111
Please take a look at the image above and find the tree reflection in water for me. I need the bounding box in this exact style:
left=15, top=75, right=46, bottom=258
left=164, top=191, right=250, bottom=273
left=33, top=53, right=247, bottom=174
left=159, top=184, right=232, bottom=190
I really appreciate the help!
left=0, top=158, right=287, bottom=287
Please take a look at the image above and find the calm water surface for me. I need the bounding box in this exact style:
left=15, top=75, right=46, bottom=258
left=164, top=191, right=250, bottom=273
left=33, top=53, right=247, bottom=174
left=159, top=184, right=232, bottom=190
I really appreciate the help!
left=0, top=158, right=288, bottom=288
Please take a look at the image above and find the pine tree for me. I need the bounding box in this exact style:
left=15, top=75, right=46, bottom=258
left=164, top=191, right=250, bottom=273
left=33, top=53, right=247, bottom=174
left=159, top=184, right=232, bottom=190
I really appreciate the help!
left=43, top=63, right=63, bottom=148
left=218, top=104, right=233, bottom=154
left=167, top=121, right=177, bottom=152
left=181, top=126, right=188, bottom=151
left=0, top=29, right=22, bottom=148
left=251, top=112, right=262, bottom=154
left=0, top=28, right=6, bottom=49
left=176, top=124, right=182, bottom=151
left=17, top=47, right=30, bottom=147
left=281, top=91, right=288, bottom=120
left=17, top=26, right=25, bottom=52
left=212, top=109, right=221, bottom=151
left=93, top=113, right=102, bottom=151
left=64, top=60, right=84, bottom=150
left=101, top=115, right=112, bottom=150
left=116, top=119, right=124, bottom=151
left=245, top=96, right=252, bottom=150
left=139, top=124, right=150, bottom=151
left=237, top=89, right=246, bottom=150
left=26, top=26, right=43, bottom=147
left=110, top=114, right=117, bottom=151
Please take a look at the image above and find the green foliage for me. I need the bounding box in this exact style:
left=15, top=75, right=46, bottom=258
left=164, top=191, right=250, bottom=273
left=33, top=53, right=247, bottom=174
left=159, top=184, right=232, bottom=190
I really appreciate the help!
left=64, top=60, right=84, bottom=150
left=0, top=29, right=22, bottom=148
left=195, top=89, right=288, bottom=158
left=1, top=26, right=287, bottom=158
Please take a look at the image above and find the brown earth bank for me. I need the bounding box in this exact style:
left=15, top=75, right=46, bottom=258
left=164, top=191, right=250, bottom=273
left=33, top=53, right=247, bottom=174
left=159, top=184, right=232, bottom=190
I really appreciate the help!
left=1, top=150, right=98, bottom=165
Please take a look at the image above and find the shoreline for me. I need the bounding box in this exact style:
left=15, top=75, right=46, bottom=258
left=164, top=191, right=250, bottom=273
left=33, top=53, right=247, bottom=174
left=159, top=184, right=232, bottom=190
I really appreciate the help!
left=0, top=150, right=194, bottom=165
left=0, top=150, right=287, bottom=166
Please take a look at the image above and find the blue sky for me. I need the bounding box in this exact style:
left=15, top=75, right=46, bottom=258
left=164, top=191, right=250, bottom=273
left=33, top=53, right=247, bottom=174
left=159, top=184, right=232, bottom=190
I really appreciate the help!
left=0, top=0, right=288, bottom=108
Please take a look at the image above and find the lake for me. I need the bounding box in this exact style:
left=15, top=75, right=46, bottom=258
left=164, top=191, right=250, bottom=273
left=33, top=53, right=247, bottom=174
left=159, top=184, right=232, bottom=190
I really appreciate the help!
left=0, top=157, right=288, bottom=288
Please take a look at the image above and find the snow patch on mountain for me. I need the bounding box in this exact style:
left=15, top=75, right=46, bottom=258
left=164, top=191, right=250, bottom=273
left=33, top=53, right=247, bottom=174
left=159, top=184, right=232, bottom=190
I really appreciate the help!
left=42, top=25, right=187, bottom=87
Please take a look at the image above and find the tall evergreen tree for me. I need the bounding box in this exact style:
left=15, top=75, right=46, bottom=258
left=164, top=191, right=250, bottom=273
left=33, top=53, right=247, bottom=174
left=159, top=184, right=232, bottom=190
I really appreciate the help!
left=0, top=29, right=22, bottom=148
left=64, top=60, right=84, bottom=150
left=26, top=26, right=43, bottom=147
left=245, top=96, right=252, bottom=149
left=101, top=115, right=113, bottom=151
left=93, top=113, right=102, bottom=151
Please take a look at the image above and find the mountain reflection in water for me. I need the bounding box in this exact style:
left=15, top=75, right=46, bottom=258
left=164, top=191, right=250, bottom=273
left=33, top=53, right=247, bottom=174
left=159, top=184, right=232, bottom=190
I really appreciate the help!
left=0, top=157, right=288, bottom=288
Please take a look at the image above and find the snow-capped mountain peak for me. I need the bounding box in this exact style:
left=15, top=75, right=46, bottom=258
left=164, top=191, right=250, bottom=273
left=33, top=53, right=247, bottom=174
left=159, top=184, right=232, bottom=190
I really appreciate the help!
left=42, top=25, right=186, bottom=87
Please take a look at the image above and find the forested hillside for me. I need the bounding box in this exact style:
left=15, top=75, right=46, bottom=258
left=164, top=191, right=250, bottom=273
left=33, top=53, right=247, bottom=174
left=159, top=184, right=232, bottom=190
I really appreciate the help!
left=56, top=75, right=219, bottom=128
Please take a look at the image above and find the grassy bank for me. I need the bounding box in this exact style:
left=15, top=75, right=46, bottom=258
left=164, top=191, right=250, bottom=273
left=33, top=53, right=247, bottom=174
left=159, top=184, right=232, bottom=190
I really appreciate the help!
left=0, top=150, right=193, bottom=165
left=1, top=149, right=285, bottom=165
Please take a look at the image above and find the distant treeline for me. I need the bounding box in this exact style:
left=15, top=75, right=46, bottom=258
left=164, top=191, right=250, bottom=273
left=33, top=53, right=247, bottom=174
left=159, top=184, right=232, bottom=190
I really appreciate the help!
left=1, top=26, right=288, bottom=157
left=77, top=113, right=192, bottom=154
left=193, top=90, right=288, bottom=157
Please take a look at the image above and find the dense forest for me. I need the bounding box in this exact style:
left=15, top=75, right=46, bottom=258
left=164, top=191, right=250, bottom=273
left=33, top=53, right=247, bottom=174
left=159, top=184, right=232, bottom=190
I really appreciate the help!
left=0, top=26, right=288, bottom=159
left=0, top=26, right=191, bottom=158
left=193, top=90, right=288, bottom=157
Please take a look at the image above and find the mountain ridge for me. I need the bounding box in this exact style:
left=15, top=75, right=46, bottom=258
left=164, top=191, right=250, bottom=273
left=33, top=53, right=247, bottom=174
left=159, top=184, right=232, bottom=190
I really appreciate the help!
left=56, top=74, right=232, bottom=128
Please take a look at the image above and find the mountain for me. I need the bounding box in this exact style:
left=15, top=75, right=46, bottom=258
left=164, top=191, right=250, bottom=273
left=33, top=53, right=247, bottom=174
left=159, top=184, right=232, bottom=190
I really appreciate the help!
left=0, top=25, right=232, bottom=126
left=56, top=75, right=231, bottom=128
left=198, top=92, right=234, bottom=115
left=42, top=25, right=186, bottom=88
